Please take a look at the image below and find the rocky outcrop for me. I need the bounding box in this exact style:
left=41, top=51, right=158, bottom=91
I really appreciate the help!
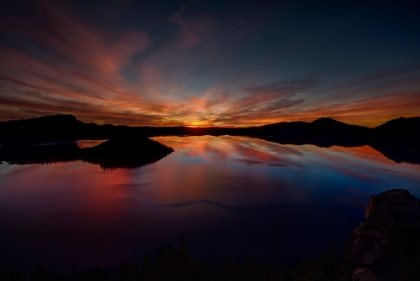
left=352, top=189, right=420, bottom=281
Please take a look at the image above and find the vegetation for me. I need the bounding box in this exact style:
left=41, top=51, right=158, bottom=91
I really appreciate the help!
left=0, top=134, right=174, bottom=169
left=81, top=133, right=174, bottom=169
left=0, top=234, right=355, bottom=281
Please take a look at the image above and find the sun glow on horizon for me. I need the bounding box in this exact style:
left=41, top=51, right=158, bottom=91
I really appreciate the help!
left=187, top=120, right=212, bottom=127
left=1, top=0, right=419, bottom=128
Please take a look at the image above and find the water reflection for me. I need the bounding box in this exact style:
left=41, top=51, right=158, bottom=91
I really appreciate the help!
left=159, top=137, right=417, bottom=200
left=0, top=136, right=419, bottom=272
left=75, top=139, right=107, bottom=148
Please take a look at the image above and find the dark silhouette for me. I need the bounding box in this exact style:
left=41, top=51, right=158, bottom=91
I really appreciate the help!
left=369, top=117, right=420, bottom=164
left=0, top=142, right=80, bottom=165
left=0, top=134, right=174, bottom=169
left=0, top=115, right=86, bottom=145
left=352, top=189, right=420, bottom=280
left=1, top=115, right=419, bottom=164
left=0, top=234, right=355, bottom=281
left=82, top=134, right=174, bottom=169
left=255, top=117, right=371, bottom=147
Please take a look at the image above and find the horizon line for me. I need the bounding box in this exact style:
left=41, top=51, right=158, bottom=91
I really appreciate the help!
left=1, top=114, right=419, bottom=129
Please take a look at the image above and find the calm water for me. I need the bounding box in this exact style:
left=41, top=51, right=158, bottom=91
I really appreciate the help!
left=0, top=136, right=419, bottom=270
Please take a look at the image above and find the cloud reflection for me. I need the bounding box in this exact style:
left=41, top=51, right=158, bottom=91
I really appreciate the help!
left=157, top=136, right=303, bottom=168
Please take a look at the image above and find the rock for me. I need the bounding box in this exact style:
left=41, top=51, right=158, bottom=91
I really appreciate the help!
left=353, top=268, right=369, bottom=280
left=359, top=270, right=396, bottom=281
left=352, top=189, right=420, bottom=281
left=362, top=243, right=386, bottom=266
left=365, top=189, right=420, bottom=234
left=353, top=222, right=387, bottom=240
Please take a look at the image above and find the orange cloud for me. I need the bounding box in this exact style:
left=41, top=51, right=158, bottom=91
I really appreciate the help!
left=0, top=0, right=419, bottom=127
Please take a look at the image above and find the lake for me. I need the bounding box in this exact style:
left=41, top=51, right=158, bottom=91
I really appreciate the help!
left=0, top=136, right=419, bottom=271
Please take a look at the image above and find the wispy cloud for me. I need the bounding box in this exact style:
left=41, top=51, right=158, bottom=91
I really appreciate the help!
left=314, top=62, right=420, bottom=94
left=0, top=0, right=419, bottom=126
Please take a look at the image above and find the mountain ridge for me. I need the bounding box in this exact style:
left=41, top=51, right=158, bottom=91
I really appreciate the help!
left=3, top=114, right=419, bottom=129
left=0, top=115, right=418, bottom=164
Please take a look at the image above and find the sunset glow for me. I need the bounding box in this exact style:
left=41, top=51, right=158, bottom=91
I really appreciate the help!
left=1, top=0, right=419, bottom=126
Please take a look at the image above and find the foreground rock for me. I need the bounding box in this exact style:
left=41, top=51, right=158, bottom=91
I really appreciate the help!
left=352, top=189, right=420, bottom=280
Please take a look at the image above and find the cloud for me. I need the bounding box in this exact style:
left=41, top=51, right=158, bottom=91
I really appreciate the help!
left=187, top=79, right=313, bottom=126
left=296, top=90, right=420, bottom=126
left=133, top=78, right=311, bottom=126
left=243, top=78, right=318, bottom=97
left=0, top=0, right=418, bottom=127
left=315, top=62, right=420, bottom=94
left=170, top=2, right=216, bottom=49
left=0, top=0, right=166, bottom=125
left=10, top=0, right=149, bottom=76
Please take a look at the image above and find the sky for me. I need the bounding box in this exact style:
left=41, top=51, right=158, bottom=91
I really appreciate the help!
left=0, top=0, right=419, bottom=127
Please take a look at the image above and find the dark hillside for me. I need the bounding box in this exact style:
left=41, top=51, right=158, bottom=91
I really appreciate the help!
left=0, top=115, right=85, bottom=145
left=370, top=117, right=420, bottom=163
left=1, top=115, right=419, bottom=164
